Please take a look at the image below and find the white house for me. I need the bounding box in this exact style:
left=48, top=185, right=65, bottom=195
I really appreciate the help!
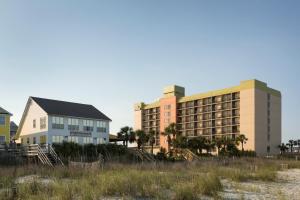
left=16, top=97, right=111, bottom=145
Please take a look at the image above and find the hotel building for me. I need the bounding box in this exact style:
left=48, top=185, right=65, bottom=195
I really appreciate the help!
left=134, top=80, right=281, bottom=156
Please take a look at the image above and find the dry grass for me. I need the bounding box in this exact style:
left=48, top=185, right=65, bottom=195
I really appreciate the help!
left=0, top=157, right=299, bottom=199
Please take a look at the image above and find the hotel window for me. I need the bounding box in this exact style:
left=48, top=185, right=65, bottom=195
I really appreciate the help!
left=0, top=116, right=5, bottom=125
left=33, top=119, right=36, bottom=128
left=96, top=121, right=107, bottom=132
left=83, top=137, right=93, bottom=144
left=68, top=118, right=79, bottom=131
left=164, top=105, right=171, bottom=110
left=52, top=117, right=64, bottom=129
left=52, top=136, right=64, bottom=144
left=40, top=117, right=46, bottom=129
left=83, top=120, right=94, bottom=131
left=164, top=112, right=171, bottom=117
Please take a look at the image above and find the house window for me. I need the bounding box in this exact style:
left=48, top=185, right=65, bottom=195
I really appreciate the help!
left=52, top=117, right=64, bottom=129
left=96, top=121, right=107, bottom=132
left=96, top=138, right=104, bottom=144
left=68, top=118, right=79, bottom=131
left=0, top=116, right=5, bottom=125
left=83, top=137, right=93, bottom=144
left=40, top=135, right=47, bottom=144
left=40, top=117, right=46, bottom=129
left=0, top=136, right=5, bottom=144
left=267, top=146, right=270, bottom=153
left=52, top=136, right=64, bottom=144
left=33, top=119, right=36, bottom=128
left=33, top=137, right=36, bottom=144
left=68, top=136, right=78, bottom=143
left=21, top=138, right=24, bottom=144
left=27, top=137, right=30, bottom=144
left=83, top=120, right=94, bottom=132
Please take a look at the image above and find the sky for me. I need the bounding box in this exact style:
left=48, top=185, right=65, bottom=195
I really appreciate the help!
left=0, top=0, right=299, bottom=142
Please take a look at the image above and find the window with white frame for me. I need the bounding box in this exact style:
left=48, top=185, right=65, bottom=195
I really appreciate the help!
left=83, top=120, right=94, bottom=131
left=96, top=121, right=107, bottom=132
left=68, top=118, right=79, bottom=131
left=83, top=137, right=93, bottom=144
left=68, top=136, right=78, bottom=143
left=52, top=136, right=64, bottom=144
left=52, top=116, right=64, bottom=129
left=96, top=138, right=104, bottom=144
left=0, top=116, right=5, bottom=125
left=40, top=117, right=46, bottom=129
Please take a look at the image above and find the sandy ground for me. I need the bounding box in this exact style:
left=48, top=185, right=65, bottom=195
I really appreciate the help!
left=221, top=169, right=300, bottom=200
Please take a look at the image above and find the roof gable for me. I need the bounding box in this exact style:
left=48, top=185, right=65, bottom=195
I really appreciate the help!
left=0, top=107, right=12, bottom=115
left=31, top=97, right=111, bottom=121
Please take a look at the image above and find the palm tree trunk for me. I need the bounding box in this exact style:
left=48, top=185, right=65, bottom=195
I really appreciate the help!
left=242, top=142, right=244, bottom=152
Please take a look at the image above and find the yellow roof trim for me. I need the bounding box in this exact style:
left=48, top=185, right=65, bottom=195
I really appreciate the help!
left=144, top=101, right=160, bottom=109
left=178, top=79, right=281, bottom=103
left=139, top=80, right=281, bottom=107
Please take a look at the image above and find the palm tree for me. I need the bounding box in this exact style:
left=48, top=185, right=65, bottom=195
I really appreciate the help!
left=165, top=123, right=178, bottom=138
left=173, top=136, right=188, bottom=149
left=162, top=123, right=179, bottom=152
left=213, top=137, right=224, bottom=155
left=136, top=130, right=149, bottom=151
left=278, top=143, right=288, bottom=155
left=187, top=137, right=205, bottom=155
left=288, top=140, right=294, bottom=153
left=129, top=131, right=136, bottom=144
left=148, top=130, right=156, bottom=154
left=236, top=134, right=248, bottom=152
left=117, top=126, right=134, bottom=147
left=204, top=138, right=215, bottom=154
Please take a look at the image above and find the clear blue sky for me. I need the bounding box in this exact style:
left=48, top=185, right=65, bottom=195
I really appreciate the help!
left=0, top=0, right=299, bottom=142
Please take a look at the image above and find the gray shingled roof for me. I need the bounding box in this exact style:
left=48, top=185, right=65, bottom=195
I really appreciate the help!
left=0, top=107, right=12, bottom=115
left=31, top=97, right=111, bottom=121
left=10, top=121, right=18, bottom=132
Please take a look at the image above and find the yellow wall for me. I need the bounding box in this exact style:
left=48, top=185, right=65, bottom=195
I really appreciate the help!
left=0, top=114, right=10, bottom=143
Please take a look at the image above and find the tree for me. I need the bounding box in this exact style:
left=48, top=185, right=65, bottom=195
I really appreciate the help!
left=204, top=138, right=215, bottom=154
left=213, top=137, right=224, bottom=154
left=136, top=130, right=149, bottom=151
left=278, top=143, right=288, bottom=155
left=162, top=123, right=179, bottom=152
left=187, top=137, right=206, bottom=155
left=129, top=131, right=136, bottom=144
left=287, top=140, right=294, bottom=153
left=218, top=137, right=238, bottom=157
left=165, top=123, right=178, bottom=138
left=236, top=134, right=248, bottom=152
left=173, top=135, right=188, bottom=149
left=148, top=130, right=156, bottom=154
left=117, top=126, right=134, bottom=147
